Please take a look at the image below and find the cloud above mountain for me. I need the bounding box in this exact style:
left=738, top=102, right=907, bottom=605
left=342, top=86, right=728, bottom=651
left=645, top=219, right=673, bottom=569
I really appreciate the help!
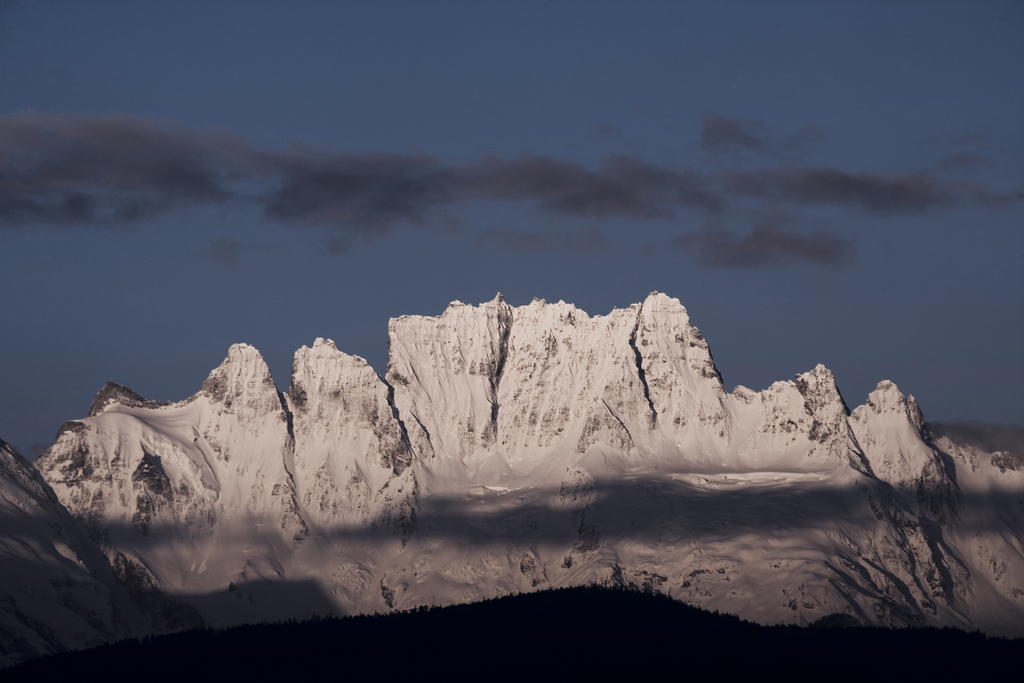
left=672, top=225, right=853, bottom=268
left=1, top=112, right=1017, bottom=268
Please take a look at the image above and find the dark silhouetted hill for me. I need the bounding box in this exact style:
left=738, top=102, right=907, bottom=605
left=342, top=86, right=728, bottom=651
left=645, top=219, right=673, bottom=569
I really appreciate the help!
left=4, top=586, right=1021, bottom=681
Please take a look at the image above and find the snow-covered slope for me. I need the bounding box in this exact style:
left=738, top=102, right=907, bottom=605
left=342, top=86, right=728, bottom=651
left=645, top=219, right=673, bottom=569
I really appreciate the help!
left=0, top=438, right=149, bottom=667
left=28, top=293, right=1024, bottom=639
left=287, top=338, right=414, bottom=531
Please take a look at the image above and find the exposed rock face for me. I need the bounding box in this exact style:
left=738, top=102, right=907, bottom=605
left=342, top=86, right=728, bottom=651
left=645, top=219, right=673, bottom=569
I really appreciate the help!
left=635, top=292, right=725, bottom=445
left=17, top=292, right=1024, bottom=648
left=288, top=338, right=415, bottom=531
left=89, top=382, right=168, bottom=417
left=386, top=295, right=514, bottom=469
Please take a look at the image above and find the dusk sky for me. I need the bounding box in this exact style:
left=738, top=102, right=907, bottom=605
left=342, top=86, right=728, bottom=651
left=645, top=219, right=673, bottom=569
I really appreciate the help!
left=1, top=1, right=1021, bottom=456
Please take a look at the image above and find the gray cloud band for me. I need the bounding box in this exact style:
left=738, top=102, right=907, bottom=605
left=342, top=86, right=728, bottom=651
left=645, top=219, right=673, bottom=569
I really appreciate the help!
left=0, top=115, right=722, bottom=232
left=1, top=113, right=1018, bottom=266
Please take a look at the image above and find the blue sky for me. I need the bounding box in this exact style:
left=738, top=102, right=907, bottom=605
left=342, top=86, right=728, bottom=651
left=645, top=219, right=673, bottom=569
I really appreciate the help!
left=1, top=1, right=1022, bottom=455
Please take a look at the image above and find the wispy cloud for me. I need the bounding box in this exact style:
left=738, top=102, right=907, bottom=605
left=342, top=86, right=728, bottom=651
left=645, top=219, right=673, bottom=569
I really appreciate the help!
left=720, top=167, right=965, bottom=213
left=1, top=112, right=1018, bottom=267
left=0, top=113, right=255, bottom=226
left=0, top=114, right=723, bottom=237
left=268, top=151, right=725, bottom=233
left=672, top=224, right=853, bottom=268
left=701, top=113, right=823, bottom=162
left=935, top=152, right=995, bottom=172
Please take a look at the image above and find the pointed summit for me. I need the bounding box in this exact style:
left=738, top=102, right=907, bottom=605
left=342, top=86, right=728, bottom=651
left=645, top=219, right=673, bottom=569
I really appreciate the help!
left=794, top=364, right=849, bottom=416
left=312, top=337, right=339, bottom=351
left=861, top=380, right=928, bottom=432
left=289, top=337, right=373, bottom=414
left=851, top=381, right=960, bottom=523
left=864, top=380, right=909, bottom=414
left=199, top=343, right=282, bottom=421
left=643, top=291, right=688, bottom=316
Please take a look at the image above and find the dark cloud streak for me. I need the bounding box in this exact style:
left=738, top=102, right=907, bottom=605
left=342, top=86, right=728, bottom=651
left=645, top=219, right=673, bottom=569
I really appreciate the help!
left=701, top=113, right=823, bottom=162
left=672, top=225, right=854, bottom=269
left=0, top=114, right=727, bottom=241
left=936, top=152, right=995, bottom=172
left=263, top=151, right=725, bottom=238
left=0, top=113, right=253, bottom=227
left=1, top=113, right=1017, bottom=267
left=721, top=167, right=962, bottom=213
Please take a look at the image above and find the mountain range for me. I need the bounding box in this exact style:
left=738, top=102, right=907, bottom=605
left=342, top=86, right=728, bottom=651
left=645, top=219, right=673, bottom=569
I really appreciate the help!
left=3, top=292, right=1022, bottom=666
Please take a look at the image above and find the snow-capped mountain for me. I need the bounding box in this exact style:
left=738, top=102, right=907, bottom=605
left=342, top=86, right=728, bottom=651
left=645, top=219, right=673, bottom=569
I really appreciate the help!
left=24, top=293, right=1024, bottom=641
left=0, top=438, right=149, bottom=667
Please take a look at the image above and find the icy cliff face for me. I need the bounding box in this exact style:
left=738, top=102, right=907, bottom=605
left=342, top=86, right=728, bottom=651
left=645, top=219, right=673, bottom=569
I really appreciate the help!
left=386, top=295, right=513, bottom=472
left=0, top=439, right=148, bottom=667
left=851, top=381, right=961, bottom=523
left=35, top=339, right=416, bottom=630
left=38, top=344, right=305, bottom=571
left=287, top=338, right=415, bottom=533
left=22, top=293, right=1024, bottom=644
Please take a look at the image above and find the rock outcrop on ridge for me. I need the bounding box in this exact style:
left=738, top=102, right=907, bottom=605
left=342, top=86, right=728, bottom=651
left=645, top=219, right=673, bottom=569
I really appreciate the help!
left=8, top=292, right=1021, bottom=661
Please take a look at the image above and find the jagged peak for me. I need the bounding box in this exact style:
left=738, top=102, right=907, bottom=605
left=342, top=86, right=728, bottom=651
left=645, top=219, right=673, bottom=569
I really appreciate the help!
left=403, top=294, right=514, bottom=324
left=222, top=344, right=272, bottom=379
left=794, top=364, right=849, bottom=416
left=448, top=294, right=505, bottom=309
left=290, top=338, right=382, bottom=416
left=642, top=291, right=688, bottom=314
left=224, top=342, right=265, bottom=365
left=859, top=380, right=928, bottom=431
left=638, top=293, right=694, bottom=334
left=409, top=295, right=698, bottom=331
left=293, top=338, right=369, bottom=373
left=294, top=338, right=369, bottom=365
left=437, top=294, right=513, bottom=324
left=874, top=378, right=901, bottom=393
left=518, top=297, right=585, bottom=317
left=634, top=292, right=722, bottom=390
left=864, top=380, right=908, bottom=414
left=312, top=337, right=338, bottom=351
left=200, top=343, right=277, bottom=403
left=88, top=382, right=168, bottom=417
left=797, top=364, right=834, bottom=386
